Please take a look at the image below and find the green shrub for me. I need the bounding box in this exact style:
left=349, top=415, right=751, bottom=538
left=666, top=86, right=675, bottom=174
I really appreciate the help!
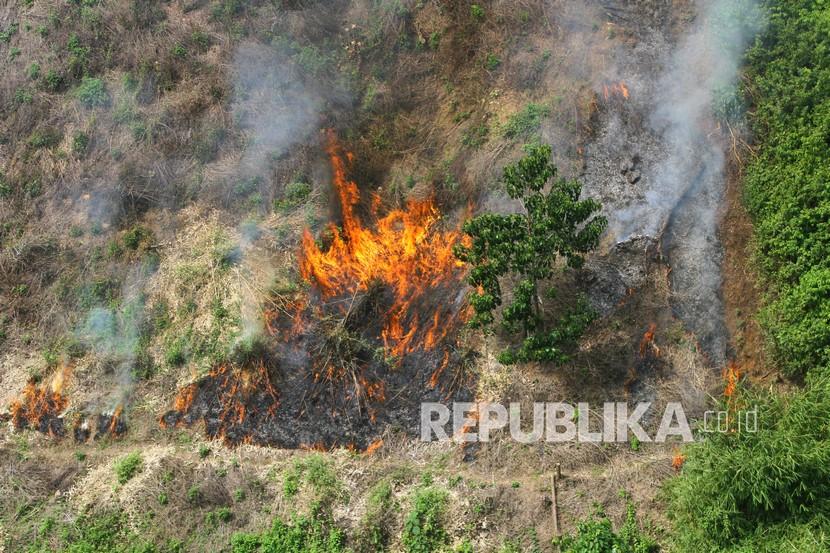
left=231, top=508, right=345, bottom=553
left=198, top=444, right=211, bottom=459
left=401, top=486, right=449, bottom=553
left=28, top=62, right=41, bottom=80
left=275, top=181, right=313, bottom=212
left=470, top=4, right=485, bottom=20
left=187, top=485, right=201, bottom=504
left=484, top=52, right=501, bottom=71
left=28, top=129, right=61, bottom=148
left=502, top=103, right=551, bottom=139
left=356, top=479, right=397, bottom=552
left=43, top=69, right=64, bottom=91
left=666, top=375, right=830, bottom=552
left=114, top=452, right=143, bottom=484
left=76, top=77, right=110, bottom=108
left=558, top=505, right=656, bottom=553
left=72, top=131, right=89, bottom=155
left=14, top=88, right=33, bottom=104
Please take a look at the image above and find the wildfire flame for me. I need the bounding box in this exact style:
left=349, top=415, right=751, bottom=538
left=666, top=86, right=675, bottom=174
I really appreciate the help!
left=300, top=130, right=467, bottom=359
left=159, top=362, right=279, bottom=446
left=723, top=362, right=741, bottom=399
left=602, top=81, right=630, bottom=100
left=671, top=450, right=686, bottom=472
left=9, top=365, right=71, bottom=436
left=639, top=322, right=660, bottom=358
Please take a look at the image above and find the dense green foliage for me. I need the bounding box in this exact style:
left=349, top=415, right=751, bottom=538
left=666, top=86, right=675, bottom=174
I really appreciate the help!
left=558, top=505, right=657, bottom=553
left=401, top=486, right=449, bottom=553
left=23, top=511, right=157, bottom=553
left=667, top=375, right=830, bottom=551
left=743, top=0, right=830, bottom=378
left=113, top=452, right=143, bottom=485
left=454, top=144, right=606, bottom=364
left=666, top=2, right=830, bottom=551
left=231, top=508, right=346, bottom=553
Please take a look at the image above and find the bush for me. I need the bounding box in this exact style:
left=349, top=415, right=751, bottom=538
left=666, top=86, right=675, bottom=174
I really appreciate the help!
left=274, top=181, right=313, bottom=212
left=666, top=375, right=830, bottom=551
left=72, top=131, right=90, bottom=155
left=502, top=103, right=551, bottom=139
left=114, top=452, right=143, bottom=484
left=76, top=77, right=110, bottom=108
left=401, top=487, right=449, bottom=553
left=742, top=0, right=830, bottom=378
left=558, top=505, right=656, bottom=553
left=231, top=507, right=345, bottom=553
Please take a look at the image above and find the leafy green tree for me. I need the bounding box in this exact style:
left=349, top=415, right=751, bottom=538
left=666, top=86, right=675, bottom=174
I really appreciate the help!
left=454, top=144, right=607, bottom=364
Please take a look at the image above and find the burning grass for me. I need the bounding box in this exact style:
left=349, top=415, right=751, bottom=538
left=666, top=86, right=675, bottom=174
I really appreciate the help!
left=8, top=366, right=71, bottom=437
left=159, top=132, right=474, bottom=449
left=160, top=362, right=280, bottom=446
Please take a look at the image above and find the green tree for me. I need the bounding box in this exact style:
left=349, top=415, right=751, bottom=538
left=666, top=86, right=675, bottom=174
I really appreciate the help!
left=454, top=144, right=606, bottom=364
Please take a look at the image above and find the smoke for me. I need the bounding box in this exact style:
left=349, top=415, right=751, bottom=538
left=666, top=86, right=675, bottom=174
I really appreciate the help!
left=619, top=0, right=763, bottom=363
left=228, top=40, right=349, bottom=346
left=612, top=0, right=764, bottom=239
left=231, top=42, right=328, bottom=177
left=81, top=264, right=149, bottom=410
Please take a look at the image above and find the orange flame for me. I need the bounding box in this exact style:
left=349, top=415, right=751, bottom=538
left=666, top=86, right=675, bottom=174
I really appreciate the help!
left=300, top=130, right=466, bottom=358
left=723, top=362, right=741, bottom=399
left=602, top=81, right=630, bottom=100
left=365, top=438, right=384, bottom=455
left=159, top=362, right=279, bottom=445
left=9, top=365, right=71, bottom=436
left=671, top=450, right=686, bottom=472
left=639, top=322, right=659, bottom=358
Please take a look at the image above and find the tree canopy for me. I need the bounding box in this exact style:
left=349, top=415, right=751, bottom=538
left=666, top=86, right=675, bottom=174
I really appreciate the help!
left=454, top=144, right=607, bottom=364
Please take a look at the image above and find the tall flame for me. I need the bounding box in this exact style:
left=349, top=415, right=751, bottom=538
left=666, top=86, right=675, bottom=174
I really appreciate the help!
left=9, top=365, right=71, bottom=436
left=300, top=130, right=467, bottom=357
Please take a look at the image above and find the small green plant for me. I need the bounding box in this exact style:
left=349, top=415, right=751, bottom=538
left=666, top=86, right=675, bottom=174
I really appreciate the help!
left=234, top=488, right=246, bottom=502
left=158, top=492, right=169, bottom=505
left=28, top=130, right=61, bottom=148
left=44, top=69, right=63, bottom=91
left=485, top=53, right=501, bottom=71
left=275, top=180, right=313, bottom=212
left=470, top=4, right=485, bottom=20
left=402, top=486, right=449, bottom=553
left=557, top=505, right=656, bottom=553
left=172, top=43, right=187, bottom=58
left=72, top=131, right=89, bottom=155
left=0, top=23, right=18, bottom=43
left=462, top=123, right=489, bottom=148
left=114, top=452, right=143, bottom=484
left=9, top=47, right=21, bottom=59
left=75, top=77, right=110, bottom=108
left=198, top=444, right=211, bottom=459
left=206, top=507, right=233, bottom=526
left=14, top=88, right=33, bottom=104
left=187, top=485, right=201, bottom=504
left=502, top=103, right=551, bottom=139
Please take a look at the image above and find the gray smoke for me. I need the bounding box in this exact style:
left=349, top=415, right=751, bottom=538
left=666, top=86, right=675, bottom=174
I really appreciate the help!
left=579, top=0, right=764, bottom=364
left=231, top=42, right=327, bottom=177
left=81, top=264, right=148, bottom=409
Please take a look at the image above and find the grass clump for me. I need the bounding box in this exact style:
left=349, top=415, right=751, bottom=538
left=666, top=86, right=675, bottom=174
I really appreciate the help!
left=401, top=486, right=449, bottom=553
left=114, top=452, right=143, bottom=484
left=501, top=103, right=551, bottom=139
left=275, top=181, right=313, bottom=212
left=76, top=77, right=110, bottom=108
left=557, top=505, right=656, bottom=553
left=356, top=478, right=397, bottom=552
left=231, top=506, right=345, bottom=553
